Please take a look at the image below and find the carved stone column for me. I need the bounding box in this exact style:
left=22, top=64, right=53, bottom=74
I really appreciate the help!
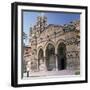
left=43, top=49, right=47, bottom=71
left=55, top=48, right=58, bottom=71
left=55, top=54, right=58, bottom=71
left=43, top=56, right=47, bottom=71
left=37, top=58, right=39, bottom=71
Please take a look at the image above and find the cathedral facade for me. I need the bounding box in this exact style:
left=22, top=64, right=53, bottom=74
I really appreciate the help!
left=23, top=15, right=80, bottom=76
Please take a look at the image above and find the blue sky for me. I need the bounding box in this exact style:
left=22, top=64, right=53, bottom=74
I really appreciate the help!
left=23, top=11, right=80, bottom=45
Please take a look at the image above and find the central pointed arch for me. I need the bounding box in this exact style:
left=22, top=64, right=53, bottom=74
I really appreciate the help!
left=46, top=43, right=55, bottom=71
left=57, top=42, right=66, bottom=70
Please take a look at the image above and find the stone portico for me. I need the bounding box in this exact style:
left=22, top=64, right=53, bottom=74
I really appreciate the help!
left=23, top=15, right=80, bottom=77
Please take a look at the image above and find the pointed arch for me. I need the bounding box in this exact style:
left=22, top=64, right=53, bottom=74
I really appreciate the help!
left=44, top=40, right=55, bottom=52
left=45, top=43, right=56, bottom=71
left=57, top=42, right=66, bottom=70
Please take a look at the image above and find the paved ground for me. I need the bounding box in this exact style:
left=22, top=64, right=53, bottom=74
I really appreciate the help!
left=27, top=70, right=75, bottom=77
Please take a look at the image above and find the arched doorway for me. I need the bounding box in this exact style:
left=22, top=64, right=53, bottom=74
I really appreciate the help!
left=57, top=43, right=66, bottom=70
left=38, top=49, right=44, bottom=68
left=46, top=43, right=55, bottom=71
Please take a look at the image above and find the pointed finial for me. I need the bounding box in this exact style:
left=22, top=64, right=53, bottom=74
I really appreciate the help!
left=41, top=12, right=45, bottom=17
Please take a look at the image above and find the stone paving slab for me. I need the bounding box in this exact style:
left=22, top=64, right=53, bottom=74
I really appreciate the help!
left=28, top=70, right=75, bottom=77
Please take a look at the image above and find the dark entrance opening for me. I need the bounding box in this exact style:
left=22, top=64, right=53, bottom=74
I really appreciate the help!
left=57, top=43, right=66, bottom=70
left=46, top=43, right=55, bottom=71
left=38, top=49, right=44, bottom=68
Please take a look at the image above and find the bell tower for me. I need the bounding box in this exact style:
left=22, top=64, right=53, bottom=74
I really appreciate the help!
left=36, top=13, right=47, bottom=34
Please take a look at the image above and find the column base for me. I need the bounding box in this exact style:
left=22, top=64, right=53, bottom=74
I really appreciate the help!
left=56, top=68, right=58, bottom=71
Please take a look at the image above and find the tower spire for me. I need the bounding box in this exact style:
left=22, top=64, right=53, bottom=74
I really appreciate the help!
left=41, top=12, right=45, bottom=17
left=36, top=12, right=47, bottom=34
